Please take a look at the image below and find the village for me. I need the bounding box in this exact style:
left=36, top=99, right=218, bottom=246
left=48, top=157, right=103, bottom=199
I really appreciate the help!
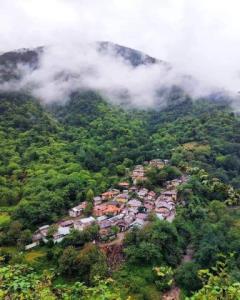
left=27, top=159, right=189, bottom=250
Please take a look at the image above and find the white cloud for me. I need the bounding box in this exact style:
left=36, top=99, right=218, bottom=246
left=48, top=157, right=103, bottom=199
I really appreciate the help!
left=1, top=0, right=240, bottom=107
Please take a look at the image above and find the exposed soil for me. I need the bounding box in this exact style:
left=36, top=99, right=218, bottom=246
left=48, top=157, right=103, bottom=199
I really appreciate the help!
left=162, top=287, right=180, bottom=300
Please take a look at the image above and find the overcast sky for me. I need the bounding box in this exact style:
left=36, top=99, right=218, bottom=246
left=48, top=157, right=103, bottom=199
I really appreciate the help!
left=1, top=0, right=240, bottom=105
left=1, top=0, right=240, bottom=56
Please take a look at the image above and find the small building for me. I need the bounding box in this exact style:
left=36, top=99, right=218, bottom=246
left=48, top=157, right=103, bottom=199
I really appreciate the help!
left=32, top=225, right=49, bottom=242
left=99, top=228, right=116, bottom=241
left=155, top=207, right=171, bottom=217
left=155, top=201, right=174, bottom=211
left=108, top=213, right=124, bottom=224
left=96, top=215, right=108, bottom=223
left=156, top=213, right=165, bottom=220
left=94, top=204, right=108, bottom=217
left=149, top=159, right=165, bottom=169
left=74, top=216, right=95, bottom=231
left=102, top=191, right=117, bottom=201
left=69, top=202, right=87, bottom=218
left=115, top=193, right=129, bottom=203
left=136, top=213, right=148, bottom=221
left=147, top=191, right=156, bottom=201
left=58, top=220, right=74, bottom=227
left=53, top=226, right=71, bottom=243
left=116, top=220, right=129, bottom=232
left=25, top=241, right=39, bottom=250
left=99, top=219, right=112, bottom=229
left=124, top=215, right=135, bottom=226
left=130, top=219, right=145, bottom=228
left=129, top=186, right=138, bottom=192
left=161, top=190, right=177, bottom=202
left=137, top=188, right=148, bottom=198
left=128, top=199, right=142, bottom=208
left=104, top=205, right=122, bottom=216
left=94, top=196, right=102, bottom=206
left=118, top=182, right=130, bottom=189
left=32, top=233, right=42, bottom=242
left=144, top=202, right=155, bottom=212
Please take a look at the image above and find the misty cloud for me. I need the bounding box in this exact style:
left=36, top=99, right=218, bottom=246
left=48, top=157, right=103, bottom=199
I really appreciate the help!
left=0, top=1, right=240, bottom=108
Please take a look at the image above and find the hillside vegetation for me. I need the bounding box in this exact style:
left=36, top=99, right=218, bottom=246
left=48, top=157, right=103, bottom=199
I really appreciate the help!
left=0, top=91, right=240, bottom=299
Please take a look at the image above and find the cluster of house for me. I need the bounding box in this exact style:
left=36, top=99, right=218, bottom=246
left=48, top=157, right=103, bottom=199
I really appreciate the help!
left=132, top=159, right=169, bottom=184
left=26, top=160, right=188, bottom=250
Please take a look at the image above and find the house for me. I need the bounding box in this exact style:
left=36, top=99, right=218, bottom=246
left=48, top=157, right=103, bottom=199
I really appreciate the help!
left=161, top=190, right=177, bottom=202
left=156, top=213, right=164, bottom=220
left=93, top=203, right=122, bottom=217
left=53, top=226, right=71, bottom=243
left=155, top=207, right=171, bottom=217
left=166, top=212, right=175, bottom=223
left=129, top=186, right=138, bottom=192
left=104, top=204, right=122, bottom=216
left=111, top=189, right=120, bottom=195
left=144, top=202, right=155, bottom=212
left=132, top=176, right=147, bottom=185
left=96, top=215, right=108, bottom=223
left=73, top=216, right=95, bottom=231
left=25, top=241, right=39, bottom=250
left=116, top=220, right=129, bottom=232
left=32, top=225, right=50, bottom=242
left=99, top=219, right=112, bottom=229
left=115, top=193, right=129, bottom=203
left=132, top=165, right=146, bottom=184
left=149, top=159, right=165, bottom=169
left=165, top=179, right=181, bottom=189
left=69, top=202, right=87, bottom=218
left=118, top=182, right=130, bottom=189
left=128, top=199, right=142, bottom=208
left=124, top=215, right=135, bottom=226
left=147, top=191, right=156, bottom=201
left=93, top=204, right=108, bottom=217
left=155, top=200, right=174, bottom=211
left=99, top=227, right=116, bottom=241
left=32, top=233, right=42, bottom=242
left=128, top=207, right=139, bottom=214
left=137, top=188, right=148, bottom=198
left=130, top=219, right=145, bottom=228
left=108, top=213, right=124, bottom=224
left=136, top=213, right=148, bottom=221
left=101, top=191, right=116, bottom=201
left=94, top=196, right=102, bottom=206
left=58, top=220, right=74, bottom=227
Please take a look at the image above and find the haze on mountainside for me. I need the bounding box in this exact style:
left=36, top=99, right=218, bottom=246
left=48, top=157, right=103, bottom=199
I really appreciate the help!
left=0, top=0, right=240, bottom=109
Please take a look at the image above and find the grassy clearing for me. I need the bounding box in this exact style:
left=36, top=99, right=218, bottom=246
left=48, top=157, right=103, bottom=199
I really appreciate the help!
left=0, top=246, right=17, bottom=254
left=25, top=249, right=46, bottom=263
left=0, top=212, right=11, bottom=226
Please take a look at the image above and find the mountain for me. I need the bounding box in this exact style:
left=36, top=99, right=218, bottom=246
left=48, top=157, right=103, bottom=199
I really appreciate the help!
left=0, top=42, right=165, bottom=82
left=0, top=43, right=240, bottom=299
left=97, top=41, right=165, bottom=67
left=0, top=47, right=43, bottom=83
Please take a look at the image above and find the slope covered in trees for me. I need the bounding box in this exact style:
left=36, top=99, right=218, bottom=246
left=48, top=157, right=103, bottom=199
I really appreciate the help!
left=0, top=90, right=240, bottom=299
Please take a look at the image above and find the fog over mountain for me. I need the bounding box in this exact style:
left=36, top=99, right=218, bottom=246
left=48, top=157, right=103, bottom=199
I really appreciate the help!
left=1, top=1, right=240, bottom=108
left=0, top=42, right=234, bottom=108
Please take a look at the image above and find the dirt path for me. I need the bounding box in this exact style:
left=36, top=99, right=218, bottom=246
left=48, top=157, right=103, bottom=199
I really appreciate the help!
left=162, top=245, right=194, bottom=299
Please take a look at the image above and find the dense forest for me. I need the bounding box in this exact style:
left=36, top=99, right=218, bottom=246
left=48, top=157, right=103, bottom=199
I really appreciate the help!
left=0, top=90, right=240, bottom=299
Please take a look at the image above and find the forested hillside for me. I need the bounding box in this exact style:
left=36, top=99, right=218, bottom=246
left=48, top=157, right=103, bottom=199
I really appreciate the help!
left=0, top=90, right=240, bottom=299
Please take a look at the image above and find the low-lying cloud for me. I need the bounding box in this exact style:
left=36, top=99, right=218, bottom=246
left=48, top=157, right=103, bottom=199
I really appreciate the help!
left=1, top=0, right=240, bottom=108
left=0, top=42, right=230, bottom=109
